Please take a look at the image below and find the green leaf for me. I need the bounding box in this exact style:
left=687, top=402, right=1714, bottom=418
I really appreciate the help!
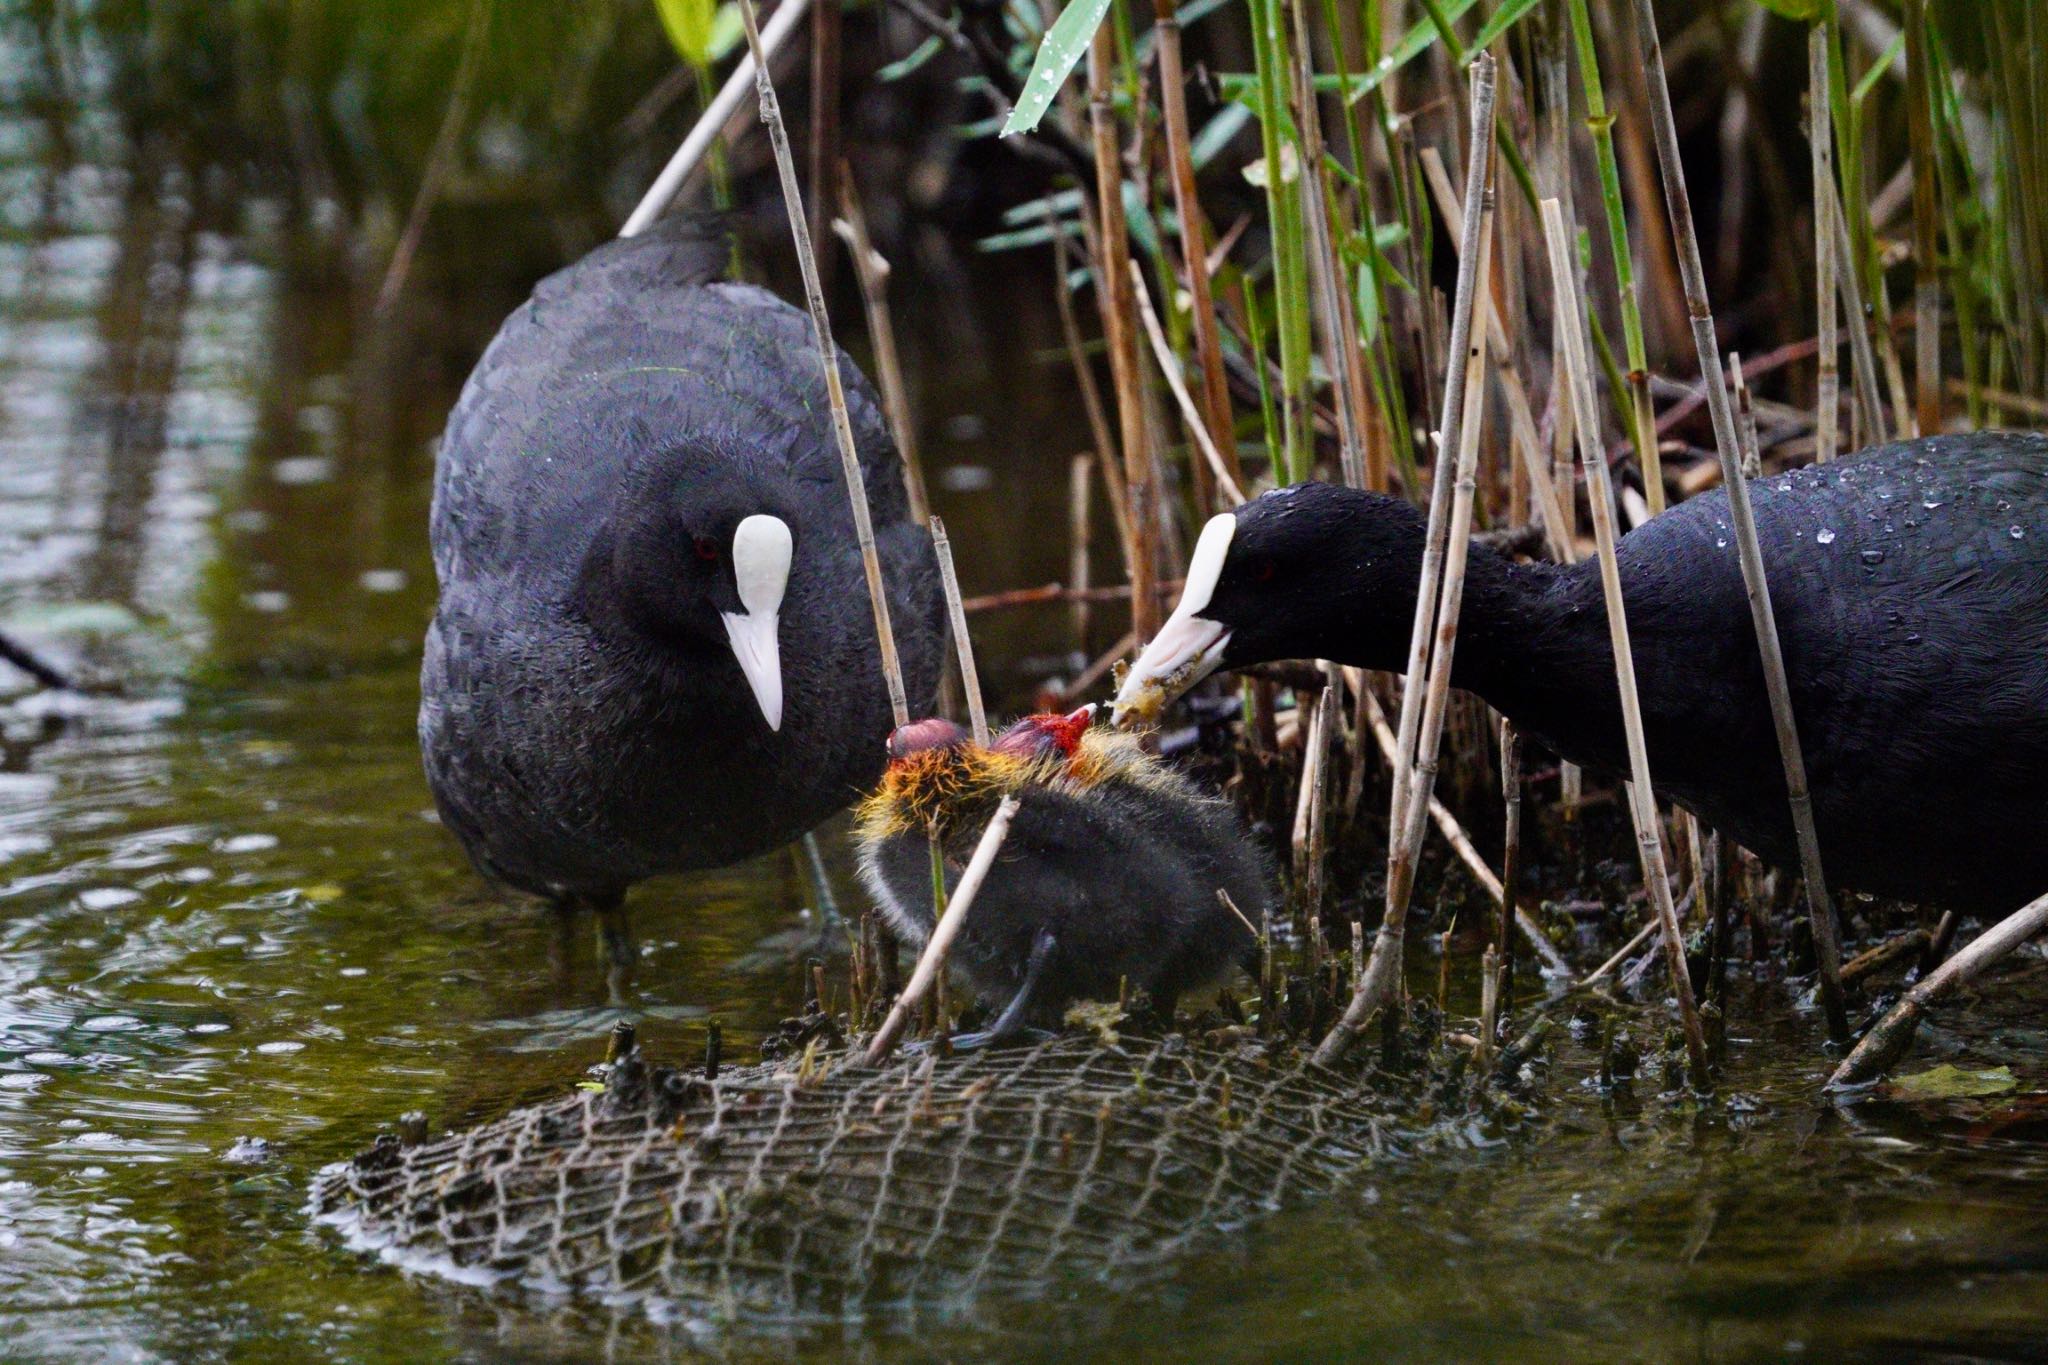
left=878, top=34, right=944, bottom=83
left=1466, top=0, right=1542, bottom=61
left=1000, top=0, right=1114, bottom=138
left=1748, top=0, right=1827, bottom=19
left=1883, top=1063, right=2018, bottom=1101
left=654, top=0, right=717, bottom=68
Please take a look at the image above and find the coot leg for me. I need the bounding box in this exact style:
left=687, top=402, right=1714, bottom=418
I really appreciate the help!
left=595, top=893, right=634, bottom=988
left=950, top=928, right=1059, bottom=1051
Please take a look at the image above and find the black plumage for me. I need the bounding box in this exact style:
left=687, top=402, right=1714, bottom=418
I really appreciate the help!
left=420, top=223, right=943, bottom=916
left=854, top=713, right=1272, bottom=1035
left=1117, top=432, right=2048, bottom=914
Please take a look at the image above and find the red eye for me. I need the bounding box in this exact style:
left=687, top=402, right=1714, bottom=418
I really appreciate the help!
left=693, top=536, right=719, bottom=562
left=1254, top=561, right=1277, bottom=583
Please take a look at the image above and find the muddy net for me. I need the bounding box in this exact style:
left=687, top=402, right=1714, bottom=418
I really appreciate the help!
left=311, top=1031, right=1398, bottom=1317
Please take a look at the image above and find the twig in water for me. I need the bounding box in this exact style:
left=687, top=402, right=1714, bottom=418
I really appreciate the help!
left=736, top=0, right=908, bottom=727
left=0, top=629, right=74, bottom=692
left=1830, top=891, right=2048, bottom=1087
left=1539, top=192, right=1709, bottom=1086
left=863, top=794, right=1023, bottom=1066
left=623, top=0, right=815, bottom=236
left=1626, top=0, right=1848, bottom=1048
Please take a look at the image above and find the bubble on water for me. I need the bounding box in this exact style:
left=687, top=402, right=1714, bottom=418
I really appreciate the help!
left=1714, top=536, right=1728, bottom=548
left=1816, top=528, right=1836, bottom=545
left=2011, top=526, right=2027, bottom=540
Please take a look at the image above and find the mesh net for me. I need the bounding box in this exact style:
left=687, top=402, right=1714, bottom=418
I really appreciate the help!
left=311, top=1032, right=1398, bottom=1317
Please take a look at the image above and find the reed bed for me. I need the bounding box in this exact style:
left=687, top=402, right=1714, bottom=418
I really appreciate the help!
left=668, top=0, right=2047, bottom=1085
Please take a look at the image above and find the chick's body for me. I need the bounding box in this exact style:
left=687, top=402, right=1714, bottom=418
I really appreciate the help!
left=855, top=716, right=1273, bottom=1030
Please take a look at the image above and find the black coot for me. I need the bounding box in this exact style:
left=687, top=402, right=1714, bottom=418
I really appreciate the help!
left=1115, top=431, right=2048, bottom=914
left=854, top=709, right=1272, bottom=1040
left=421, top=222, right=943, bottom=937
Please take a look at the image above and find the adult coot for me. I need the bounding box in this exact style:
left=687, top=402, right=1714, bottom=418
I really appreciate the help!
left=1114, top=432, right=2048, bottom=914
left=421, top=223, right=943, bottom=945
left=855, top=709, right=1271, bottom=1040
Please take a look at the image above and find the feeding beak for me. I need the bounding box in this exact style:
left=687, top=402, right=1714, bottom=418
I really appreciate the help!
left=720, top=514, right=793, bottom=732
left=1111, top=513, right=1236, bottom=726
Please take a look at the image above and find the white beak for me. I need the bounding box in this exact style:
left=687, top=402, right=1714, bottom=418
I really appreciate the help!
left=720, top=514, right=792, bottom=732
left=1111, top=512, right=1237, bottom=726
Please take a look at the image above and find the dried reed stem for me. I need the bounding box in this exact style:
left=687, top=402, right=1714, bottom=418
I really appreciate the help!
left=1315, top=120, right=1499, bottom=1068
left=1358, top=689, right=1571, bottom=977
left=928, top=517, right=987, bottom=748
left=1902, top=0, right=1941, bottom=436
left=1291, top=684, right=1336, bottom=921
left=1498, top=716, right=1522, bottom=1016
left=1388, top=53, right=1499, bottom=845
left=1130, top=262, right=1249, bottom=505
left=1809, top=29, right=1840, bottom=465
left=1826, top=174, right=1890, bottom=444
left=1419, top=147, right=1573, bottom=559
left=1151, top=0, right=1240, bottom=496
left=1829, top=890, right=2048, bottom=1088
left=1087, top=27, right=1160, bottom=641
left=1626, top=0, right=1848, bottom=1047
left=624, top=0, right=815, bottom=235
left=863, top=794, right=1022, bottom=1065
left=1539, top=193, right=1709, bottom=1086
left=737, top=0, right=909, bottom=727
left=834, top=170, right=929, bottom=523
left=1069, top=454, right=1093, bottom=647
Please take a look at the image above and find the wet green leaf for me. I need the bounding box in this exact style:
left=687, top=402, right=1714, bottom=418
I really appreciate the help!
left=1884, top=1064, right=2017, bottom=1101
left=653, top=0, right=717, bottom=68
left=1001, top=0, right=1114, bottom=138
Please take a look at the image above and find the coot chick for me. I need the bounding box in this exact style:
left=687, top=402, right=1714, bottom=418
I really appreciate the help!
left=854, top=709, right=1272, bottom=1040
left=421, top=222, right=943, bottom=941
left=1115, top=431, right=2048, bottom=914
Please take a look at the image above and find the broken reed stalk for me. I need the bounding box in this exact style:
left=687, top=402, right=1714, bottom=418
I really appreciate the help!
left=737, top=0, right=908, bottom=727
left=1291, top=684, right=1336, bottom=921
left=1476, top=944, right=1500, bottom=1067
left=1315, top=139, right=1498, bottom=1064
left=1626, top=0, right=1848, bottom=1048
left=1129, top=262, right=1249, bottom=506
left=1808, top=28, right=1840, bottom=465
left=1538, top=194, right=1709, bottom=1087
left=1564, top=0, right=1661, bottom=512
left=1087, top=26, right=1160, bottom=642
left=1418, top=147, right=1573, bottom=560
left=1579, top=914, right=1660, bottom=989
left=1387, top=53, right=1499, bottom=847
left=863, top=793, right=1022, bottom=1066
left=1830, top=890, right=2048, bottom=1088
left=1069, top=455, right=1093, bottom=647
left=623, top=0, right=814, bottom=235
left=1357, top=690, right=1572, bottom=979
left=1150, top=0, right=1240, bottom=496
left=833, top=170, right=929, bottom=523
left=928, top=517, right=988, bottom=748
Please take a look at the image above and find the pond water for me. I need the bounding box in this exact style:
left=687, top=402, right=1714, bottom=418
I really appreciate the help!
left=3, top=5, right=2046, bottom=1361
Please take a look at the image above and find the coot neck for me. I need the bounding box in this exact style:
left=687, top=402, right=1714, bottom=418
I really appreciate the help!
left=1382, top=546, right=1630, bottom=776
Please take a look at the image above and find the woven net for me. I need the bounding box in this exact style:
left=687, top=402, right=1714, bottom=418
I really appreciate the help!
left=311, top=1032, right=1397, bottom=1317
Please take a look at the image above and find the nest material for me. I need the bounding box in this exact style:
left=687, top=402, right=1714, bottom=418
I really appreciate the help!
left=311, top=1032, right=1396, bottom=1317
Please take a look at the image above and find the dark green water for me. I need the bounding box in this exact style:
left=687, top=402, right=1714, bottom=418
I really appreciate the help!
left=4, top=4, right=2046, bottom=1360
